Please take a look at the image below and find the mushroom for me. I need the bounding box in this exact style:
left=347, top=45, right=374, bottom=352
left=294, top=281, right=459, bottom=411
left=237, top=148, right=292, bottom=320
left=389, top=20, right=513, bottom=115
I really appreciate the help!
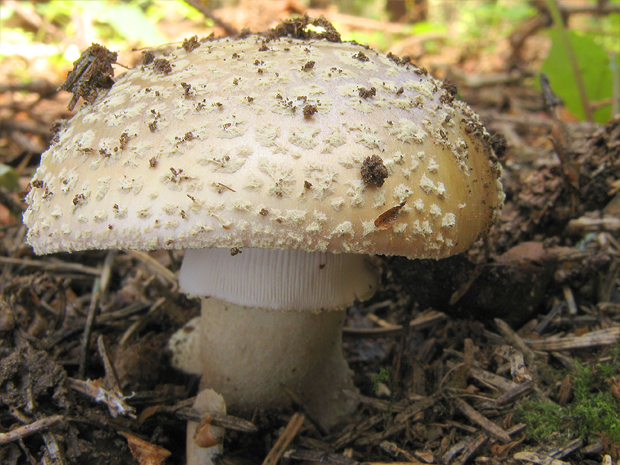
left=186, top=389, right=226, bottom=465
left=23, top=22, right=504, bottom=435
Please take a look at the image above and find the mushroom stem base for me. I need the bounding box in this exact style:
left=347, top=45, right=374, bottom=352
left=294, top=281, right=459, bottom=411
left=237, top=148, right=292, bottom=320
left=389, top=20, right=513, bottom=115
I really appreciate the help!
left=197, top=297, right=357, bottom=430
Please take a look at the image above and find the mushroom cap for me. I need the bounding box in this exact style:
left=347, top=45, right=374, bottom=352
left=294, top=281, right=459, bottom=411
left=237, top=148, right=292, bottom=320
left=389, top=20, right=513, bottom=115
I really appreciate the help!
left=24, top=34, right=503, bottom=260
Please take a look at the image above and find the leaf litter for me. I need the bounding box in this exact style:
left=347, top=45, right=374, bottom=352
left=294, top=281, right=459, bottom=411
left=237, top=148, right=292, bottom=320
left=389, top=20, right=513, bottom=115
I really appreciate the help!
left=1, top=11, right=620, bottom=465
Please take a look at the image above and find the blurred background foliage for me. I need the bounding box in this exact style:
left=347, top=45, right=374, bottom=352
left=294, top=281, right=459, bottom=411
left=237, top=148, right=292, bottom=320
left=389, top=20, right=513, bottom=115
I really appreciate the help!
left=0, top=0, right=618, bottom=124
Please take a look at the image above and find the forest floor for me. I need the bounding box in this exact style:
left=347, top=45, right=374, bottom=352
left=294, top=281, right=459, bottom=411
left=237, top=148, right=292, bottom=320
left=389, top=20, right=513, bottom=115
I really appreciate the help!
left=1, top=2, right=620, bottom=465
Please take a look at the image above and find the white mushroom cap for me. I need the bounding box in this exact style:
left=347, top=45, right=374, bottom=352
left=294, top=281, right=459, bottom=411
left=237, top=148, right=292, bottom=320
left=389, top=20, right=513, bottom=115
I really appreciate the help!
left=24, top=35, right=503, bottom=260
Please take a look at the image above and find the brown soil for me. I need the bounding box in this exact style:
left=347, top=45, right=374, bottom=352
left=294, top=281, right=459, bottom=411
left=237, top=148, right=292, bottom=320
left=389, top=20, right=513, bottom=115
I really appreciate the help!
left=2, top=4, right=620, bottom=465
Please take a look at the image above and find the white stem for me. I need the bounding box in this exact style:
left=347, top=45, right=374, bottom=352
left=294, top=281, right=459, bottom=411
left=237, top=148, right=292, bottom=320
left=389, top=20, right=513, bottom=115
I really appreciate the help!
left=171, top=248, right=379, bottom=431
left=197, top=297, right=358, bottom=429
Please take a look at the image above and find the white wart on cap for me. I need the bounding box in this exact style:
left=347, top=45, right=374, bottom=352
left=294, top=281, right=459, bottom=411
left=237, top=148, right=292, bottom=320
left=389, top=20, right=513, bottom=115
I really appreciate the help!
left=24, top=34, right=503, bottom=260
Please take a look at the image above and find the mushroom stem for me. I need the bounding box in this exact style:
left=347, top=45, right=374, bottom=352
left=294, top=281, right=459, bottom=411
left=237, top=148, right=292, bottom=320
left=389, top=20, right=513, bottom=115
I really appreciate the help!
left=171, top=248, right=379, bottom=429
left=196, top=297, right=357, bottom=428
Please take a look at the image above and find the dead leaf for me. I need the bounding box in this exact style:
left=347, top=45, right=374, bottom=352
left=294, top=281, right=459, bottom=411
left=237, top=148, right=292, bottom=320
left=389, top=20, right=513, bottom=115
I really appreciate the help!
left=490, top=434, right=525, bottom=459
left=374, top=201, right=406, bottom=230
left=119, top=431, right=171, bottom=465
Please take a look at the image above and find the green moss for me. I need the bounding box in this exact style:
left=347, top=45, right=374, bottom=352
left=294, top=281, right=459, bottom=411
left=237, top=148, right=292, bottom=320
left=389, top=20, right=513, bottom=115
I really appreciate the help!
left=515, top=351, right=620, bottom=450
left=571, top=360, right=620, bottom=444
left=372, top=366, right=396, bottom=427
left=514, top=398, right=571, bottom=444
left=372, top=366, right=394, bottom=394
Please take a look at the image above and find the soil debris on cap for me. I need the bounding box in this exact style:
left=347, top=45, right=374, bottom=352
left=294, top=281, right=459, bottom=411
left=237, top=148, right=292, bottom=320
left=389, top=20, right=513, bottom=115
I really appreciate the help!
left=266, top=14, right=342, bottom=42
left=182, top=36, right=201, bottom=53
left=361, top=155, right=388, bottom=187
left=59, top=43, right=117, bottom=111
left=440, top=80, right=458, bottom=104
left=152, top=58, right=172, bottom=75
left=142, top=50, right=155, bottom=66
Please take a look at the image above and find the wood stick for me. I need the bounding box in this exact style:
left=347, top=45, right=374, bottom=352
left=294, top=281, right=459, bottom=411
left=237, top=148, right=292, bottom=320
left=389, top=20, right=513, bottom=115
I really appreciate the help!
left=343, top=311, right=446, bottom=339
left=525, top=327, right=620, bottom=351
left=452, top=397, right=511, bottom=443
left=494, top=318, right=536, bottom=367
left=262, top=413, right=305, bottom=465
left=0, top=415, right=64, bottom=445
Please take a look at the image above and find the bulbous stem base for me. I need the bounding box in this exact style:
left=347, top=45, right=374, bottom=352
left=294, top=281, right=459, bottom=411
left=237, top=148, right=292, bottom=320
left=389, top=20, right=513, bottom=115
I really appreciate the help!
left=197, top=297, right=358, bottom=429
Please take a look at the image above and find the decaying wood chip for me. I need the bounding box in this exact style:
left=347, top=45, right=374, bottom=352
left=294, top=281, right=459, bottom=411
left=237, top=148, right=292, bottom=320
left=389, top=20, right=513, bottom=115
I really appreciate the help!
left=380, top=441, right=432, bottom=464
left=79, top=277, right=101, bottom=380
left=557, top=373, right=573, bottom=406
left=0, top=185, right=25, bottom=215
left=470, top=367, right=518, bottom=392
left=454, top=431, right=487, bottom=465
left=442, top=431, right=486, bottom=465
left=551, top=438, right=583, bottom=459
left=566, top=215, right=620, bottom=234
left=513, top=451, right=569, bottom=464
left=524, top=327, right=620, bottom=351
left=343, top=311, right=446, bottom=339
left=493, top=381, right=533, bottom=407
left=39, top=425, right=66, bottom=465
left=394, top=392, right=441, bottom=424
left=355, top=395, right=442, bottom=447
left=495, top=319, right=536, bottom=368
left=67, top=377, right=136, bottom=419
left=0, top=256, right=101, bottom=275
left=262, top=413, right=305, bottom=465
left=496, top=345, right=532, bottom=383
left=331, top=414, right=384, bottom=450
left=175, top=408, right=258, bottom=433
left=97, top=335, right=122, bottom=393
left=119, top=431, right=171, bottom=465
left=342, top=389, right=398, bottom=412
left=490, top=434, right=526, bottom=460
left=282, top=449, right=357, bottom=464
left=124, top=249, right=177, bottom=288
left=452, top=397, right=511, bottom=443
left=0, top=415, right=64, bottom=445
left=354, top=423, right=407, bottom=447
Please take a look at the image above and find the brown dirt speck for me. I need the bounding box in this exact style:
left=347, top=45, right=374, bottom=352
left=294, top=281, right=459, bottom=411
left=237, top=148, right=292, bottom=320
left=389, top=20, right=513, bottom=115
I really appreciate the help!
left=361, top=154, right=388, bottom=187
left=303, top=104, right=318, bottom=118
left=301, top=61, right=315, bottom=72
left=181, top=36, right=200, bottom=53
left=266, top=14, right=341, bottom=42
left=153, top=58, right=172, bottom=75
left=358, top=86, right=376, bottom=99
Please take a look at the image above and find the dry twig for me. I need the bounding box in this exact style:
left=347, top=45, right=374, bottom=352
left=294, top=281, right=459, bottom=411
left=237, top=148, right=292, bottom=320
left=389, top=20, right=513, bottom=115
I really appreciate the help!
left=262, top=413, right=305, bottom=465
left=495, top=319, right=536, bottom=368
left=68, top=377, right=136, bottom=419
left=343, top=311, right=446, bottom=339
left=452, top=397, right=512, bottom=443
left=0, top=415, right=64, bottom=445
left=525, top=327, right=620, bottom=351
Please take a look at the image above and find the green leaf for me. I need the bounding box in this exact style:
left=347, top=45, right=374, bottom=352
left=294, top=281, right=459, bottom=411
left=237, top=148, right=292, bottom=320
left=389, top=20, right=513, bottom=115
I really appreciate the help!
left=0, top=164, right=19, bottom=192
left=100, top=3, right=166, bottom=45
left=540, top=29, right=617, bottom=124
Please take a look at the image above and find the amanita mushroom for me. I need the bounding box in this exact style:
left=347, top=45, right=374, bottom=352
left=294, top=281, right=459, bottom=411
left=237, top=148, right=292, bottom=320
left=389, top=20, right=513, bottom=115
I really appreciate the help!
left=24, top=20, right=503, bottom=434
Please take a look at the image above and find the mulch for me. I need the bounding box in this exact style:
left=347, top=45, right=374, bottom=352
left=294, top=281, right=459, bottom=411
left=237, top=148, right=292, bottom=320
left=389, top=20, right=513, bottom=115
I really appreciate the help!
left=1, top=11, right=620, bottom=465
